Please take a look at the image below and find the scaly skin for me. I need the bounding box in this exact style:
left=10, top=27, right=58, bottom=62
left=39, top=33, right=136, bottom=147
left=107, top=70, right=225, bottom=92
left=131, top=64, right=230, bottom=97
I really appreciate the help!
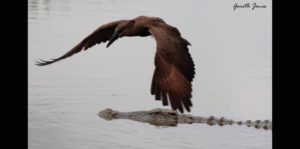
left=98, top=108, right=272, bottom=130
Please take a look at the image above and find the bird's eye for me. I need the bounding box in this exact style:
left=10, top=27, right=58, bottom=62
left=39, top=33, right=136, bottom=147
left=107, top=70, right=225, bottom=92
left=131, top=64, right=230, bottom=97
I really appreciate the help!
left=129, top=20, right=135, bottom=24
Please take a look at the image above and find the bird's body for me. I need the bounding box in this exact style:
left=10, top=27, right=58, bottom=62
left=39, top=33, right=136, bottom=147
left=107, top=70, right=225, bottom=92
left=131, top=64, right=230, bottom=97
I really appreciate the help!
left=36, top=16, right=195, bottom=113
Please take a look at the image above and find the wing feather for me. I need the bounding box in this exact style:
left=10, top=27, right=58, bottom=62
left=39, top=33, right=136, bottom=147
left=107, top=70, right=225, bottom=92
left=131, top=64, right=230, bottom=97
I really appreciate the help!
left=36, top=20, right=127, bottom=66
left=149, top=23, right=195, bottom=113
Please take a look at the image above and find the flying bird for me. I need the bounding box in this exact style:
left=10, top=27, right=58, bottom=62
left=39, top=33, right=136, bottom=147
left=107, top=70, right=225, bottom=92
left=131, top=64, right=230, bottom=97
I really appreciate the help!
left=36, top=16, right=195, bottom=113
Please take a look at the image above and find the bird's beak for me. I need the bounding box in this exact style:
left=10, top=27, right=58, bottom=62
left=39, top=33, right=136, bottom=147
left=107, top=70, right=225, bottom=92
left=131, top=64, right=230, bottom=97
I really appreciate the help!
left=106, top=31, right=120, bottom=48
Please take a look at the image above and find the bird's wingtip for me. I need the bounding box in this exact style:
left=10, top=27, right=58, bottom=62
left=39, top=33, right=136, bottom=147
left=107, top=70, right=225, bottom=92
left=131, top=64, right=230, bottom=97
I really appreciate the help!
left=35, top=58, right=55, bottom=66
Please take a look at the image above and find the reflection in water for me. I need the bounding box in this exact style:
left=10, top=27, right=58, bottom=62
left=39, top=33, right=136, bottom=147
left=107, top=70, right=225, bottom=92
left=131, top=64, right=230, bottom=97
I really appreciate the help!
left=42, top=0, right=51, bottom=12
left=28, top=0, right=51, bottom=20
left=98, top=108, right=272, bottom=130
left=28, top=0, right=38, bottom=20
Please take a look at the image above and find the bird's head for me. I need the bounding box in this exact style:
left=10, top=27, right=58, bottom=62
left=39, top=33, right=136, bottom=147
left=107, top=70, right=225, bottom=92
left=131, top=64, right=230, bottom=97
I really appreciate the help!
left=106, top=20, right=135, bottom=48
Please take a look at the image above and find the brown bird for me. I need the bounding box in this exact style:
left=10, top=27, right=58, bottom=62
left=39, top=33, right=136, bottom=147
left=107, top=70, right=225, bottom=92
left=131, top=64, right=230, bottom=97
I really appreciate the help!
left=36, top=16, right=195, bottom=113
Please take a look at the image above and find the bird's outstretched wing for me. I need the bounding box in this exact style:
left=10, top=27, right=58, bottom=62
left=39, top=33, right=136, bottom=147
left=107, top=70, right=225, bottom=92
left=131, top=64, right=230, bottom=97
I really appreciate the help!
left=36, top=20, right=127, bottom=66
left=149, top=24, right=195, bottom=113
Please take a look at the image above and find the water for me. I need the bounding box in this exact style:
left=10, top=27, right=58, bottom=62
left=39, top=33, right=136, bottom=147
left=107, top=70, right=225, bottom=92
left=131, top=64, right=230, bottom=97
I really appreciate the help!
left=28, top=0, right=272, bottom=148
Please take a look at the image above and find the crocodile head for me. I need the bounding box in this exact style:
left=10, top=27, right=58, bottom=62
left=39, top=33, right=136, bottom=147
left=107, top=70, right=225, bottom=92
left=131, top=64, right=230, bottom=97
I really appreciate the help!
left=98, top=108, right=119, bottom=120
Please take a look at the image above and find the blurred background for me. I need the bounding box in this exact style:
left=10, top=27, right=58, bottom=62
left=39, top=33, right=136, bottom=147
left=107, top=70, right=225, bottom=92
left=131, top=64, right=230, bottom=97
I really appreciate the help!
left=29, top=0, right=272, bottom=148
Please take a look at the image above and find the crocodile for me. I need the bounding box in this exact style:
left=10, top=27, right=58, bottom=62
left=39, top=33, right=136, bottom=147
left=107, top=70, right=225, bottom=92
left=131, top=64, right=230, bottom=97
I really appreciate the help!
left=98, top=108, right=272, bottom=130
